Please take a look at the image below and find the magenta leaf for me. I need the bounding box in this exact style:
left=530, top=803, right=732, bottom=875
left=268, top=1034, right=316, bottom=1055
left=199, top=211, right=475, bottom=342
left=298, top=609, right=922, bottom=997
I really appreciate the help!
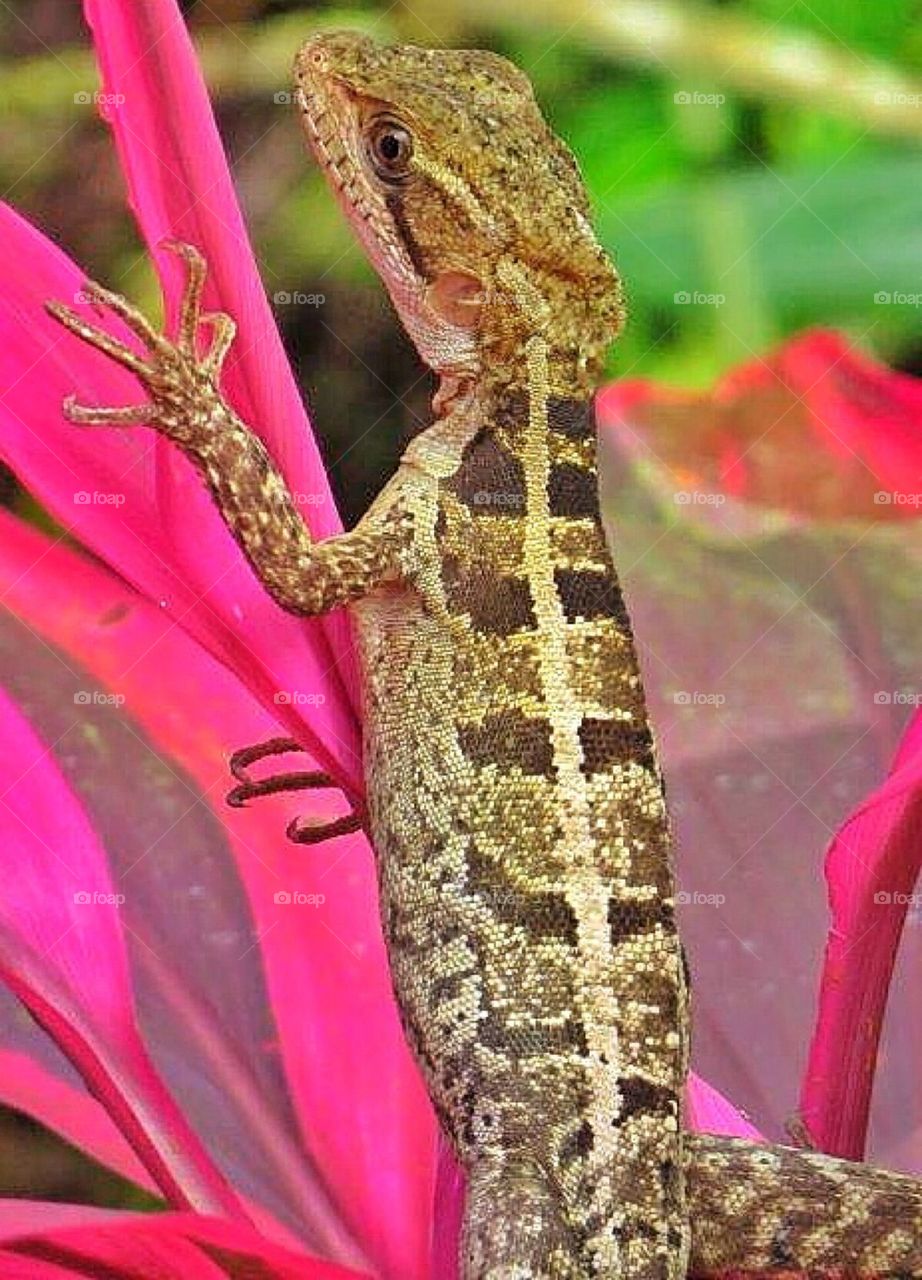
left=0, top=1209, right=365, bottom=1279
left=0, top=684, right=246, bottom=1224
left=0, top=509, right=433, bottom=1278
left=800, top=709, right=922, bottom=1161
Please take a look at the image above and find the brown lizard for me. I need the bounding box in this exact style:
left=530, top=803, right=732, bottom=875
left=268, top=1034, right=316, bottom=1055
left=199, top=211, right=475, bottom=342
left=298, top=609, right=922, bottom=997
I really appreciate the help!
left=46, top=30, right=922, bottom=1279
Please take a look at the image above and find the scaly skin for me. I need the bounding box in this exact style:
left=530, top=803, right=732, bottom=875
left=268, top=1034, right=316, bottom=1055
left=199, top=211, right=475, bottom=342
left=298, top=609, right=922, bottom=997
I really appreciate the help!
left=46, top=31, right=922, bottom=1279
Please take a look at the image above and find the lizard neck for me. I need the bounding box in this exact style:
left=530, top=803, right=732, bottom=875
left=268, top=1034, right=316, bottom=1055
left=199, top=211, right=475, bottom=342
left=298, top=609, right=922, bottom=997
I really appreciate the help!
left=478, top=364, right=599, bottom=477
left=480, top=343, right=599, bottom=404
left=434, top=343, right=598, bottom=432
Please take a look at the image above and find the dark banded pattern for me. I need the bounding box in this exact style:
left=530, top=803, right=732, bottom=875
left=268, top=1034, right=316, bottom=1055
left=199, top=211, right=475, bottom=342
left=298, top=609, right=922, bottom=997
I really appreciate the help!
left=608, top=897, right=674, bottom=945
left=548, top=395, right=595, bottom=440
left=615, top=1077, right=677, bottom=1126
left=457, top=711, right=556, bottom=777
left=579, top=717, right=655, bottom=775
left=467, top=845, right=580, bottom=944
left=555, top=568, right=632, bottom=627
left=549, top=462, right=600, bottom=519
left=442, top=558, right=537, bottom=634
left=446, top=428, right=526, bottom=515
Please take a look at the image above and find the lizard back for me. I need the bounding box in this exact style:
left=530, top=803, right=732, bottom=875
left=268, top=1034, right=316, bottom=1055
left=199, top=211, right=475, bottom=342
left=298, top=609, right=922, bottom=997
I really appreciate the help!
left=353, top=382, right=688, bottom=1279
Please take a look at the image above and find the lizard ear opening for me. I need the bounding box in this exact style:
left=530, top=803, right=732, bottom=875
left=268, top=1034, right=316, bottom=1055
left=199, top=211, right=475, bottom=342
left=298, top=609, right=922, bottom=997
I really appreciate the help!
left=426, top=271, right=484, bottom=329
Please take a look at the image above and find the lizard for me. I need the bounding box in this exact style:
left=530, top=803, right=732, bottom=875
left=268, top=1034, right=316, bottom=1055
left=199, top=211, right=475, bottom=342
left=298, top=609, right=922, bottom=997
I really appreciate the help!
left=45, top=30, right=922, bottom=1279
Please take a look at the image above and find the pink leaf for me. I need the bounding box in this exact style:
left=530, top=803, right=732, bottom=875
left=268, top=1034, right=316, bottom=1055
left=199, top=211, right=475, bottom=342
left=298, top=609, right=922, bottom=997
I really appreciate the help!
left=0, top=682, right=246, bottom=1223
left=599, top=328, right=922, bottom=522
left=0, top=1045, right=152, bottom=1194
left=0, top=1210, right=365, bottom=1280
left=686, top=1073, right=762, bottom=1138
left=0, top=199, right=360, bottom=796
left=0, top=509, right=433, bottom=1278
left=800, top=709, right=922, bottom=1160
left=81, top=0, right=362, bottom=774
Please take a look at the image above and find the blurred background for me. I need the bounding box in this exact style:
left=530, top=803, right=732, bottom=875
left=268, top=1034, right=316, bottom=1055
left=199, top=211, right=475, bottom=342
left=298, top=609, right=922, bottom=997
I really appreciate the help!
left=3, top=0, right=922, bottom=529
left=0, top=0, right=920, bottom=1211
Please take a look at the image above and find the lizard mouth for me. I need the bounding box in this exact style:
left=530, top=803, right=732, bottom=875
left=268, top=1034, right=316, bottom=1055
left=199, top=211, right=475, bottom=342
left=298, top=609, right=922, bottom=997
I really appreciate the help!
left=295, top=82, right=373, bottom=225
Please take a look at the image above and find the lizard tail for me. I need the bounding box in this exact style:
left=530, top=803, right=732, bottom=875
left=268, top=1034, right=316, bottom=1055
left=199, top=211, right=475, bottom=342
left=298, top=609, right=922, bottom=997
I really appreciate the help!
left=461, top=1159, right=577, bottom=1280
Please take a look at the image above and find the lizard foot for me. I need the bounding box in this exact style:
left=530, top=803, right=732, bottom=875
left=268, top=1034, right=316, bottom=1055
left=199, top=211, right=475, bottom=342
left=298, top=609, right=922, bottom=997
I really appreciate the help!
left=227, top=737, right=364, bottom=845
left=45, top=240, right=236, bottom=442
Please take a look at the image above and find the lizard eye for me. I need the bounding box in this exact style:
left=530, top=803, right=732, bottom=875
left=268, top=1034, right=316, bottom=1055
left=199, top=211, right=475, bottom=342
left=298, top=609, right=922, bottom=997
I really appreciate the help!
left=367, top=118, right=413, bottom=180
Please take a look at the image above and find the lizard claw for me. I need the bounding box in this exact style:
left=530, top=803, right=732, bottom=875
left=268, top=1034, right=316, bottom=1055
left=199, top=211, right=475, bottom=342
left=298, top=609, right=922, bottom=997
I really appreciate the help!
left=45, top=240, right=237, bottom=442
left=286, top=811, right=364, bottom=845
left=227, top=736, right=366, bottom=845
left=61, top=392, right=157, bottom=427
left=46, top=298, right=150, bottom=377
left=159, top=239, right=208, bottom=355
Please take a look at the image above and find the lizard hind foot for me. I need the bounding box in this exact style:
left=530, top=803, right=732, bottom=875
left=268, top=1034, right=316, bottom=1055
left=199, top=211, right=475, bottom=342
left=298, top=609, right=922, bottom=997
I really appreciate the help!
left=226, top=736, right=365, bottom=845
left=462, top=1159, right=577, bottom=1280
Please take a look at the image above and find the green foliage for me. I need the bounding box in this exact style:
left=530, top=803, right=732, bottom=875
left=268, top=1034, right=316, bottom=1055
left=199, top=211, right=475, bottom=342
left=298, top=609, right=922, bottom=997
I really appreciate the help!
left=2, top=0, right=918, bottom=398
left=498, top=4, right=922, bottom=385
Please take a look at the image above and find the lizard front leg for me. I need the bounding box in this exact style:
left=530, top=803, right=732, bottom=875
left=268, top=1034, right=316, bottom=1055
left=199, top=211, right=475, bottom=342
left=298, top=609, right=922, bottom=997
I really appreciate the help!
left=46, top=241, right=409, bottom=616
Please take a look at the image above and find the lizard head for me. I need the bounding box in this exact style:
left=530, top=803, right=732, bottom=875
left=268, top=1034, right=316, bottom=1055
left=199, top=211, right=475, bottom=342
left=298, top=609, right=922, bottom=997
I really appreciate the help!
left=295, top=31, right=623, bottom=392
